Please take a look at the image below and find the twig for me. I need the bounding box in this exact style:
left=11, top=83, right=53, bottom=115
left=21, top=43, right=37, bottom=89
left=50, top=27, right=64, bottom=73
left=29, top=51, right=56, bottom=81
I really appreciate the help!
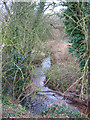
left=17, top=78, right=50, bottom=103
left=63, top=76, right=83, bottom=94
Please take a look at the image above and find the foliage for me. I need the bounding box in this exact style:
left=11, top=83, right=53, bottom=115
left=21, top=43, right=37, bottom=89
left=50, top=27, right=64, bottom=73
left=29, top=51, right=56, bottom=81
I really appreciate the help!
left=45, top=63, right=81, bottom=92
left=61, top=2, right=89, bottom=70
left=58, top=1, right=89, bottom=107
left=2, top=2, right=52, bottom=99
left=2, top=2, right=52, bottom=54
left=1, top=1, right=89, bottom=118
left=2, top=95, right=33, bottom=118
left=41, top=104, right=87, bottom=118
left=2, top=52, right=29, bottom=98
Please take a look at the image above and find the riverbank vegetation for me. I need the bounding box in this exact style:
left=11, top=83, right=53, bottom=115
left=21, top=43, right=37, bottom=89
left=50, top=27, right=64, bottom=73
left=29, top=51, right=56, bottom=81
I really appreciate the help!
left=2, top=95, right=87, bottom=118
left=1, top=1, right=89, bottom=119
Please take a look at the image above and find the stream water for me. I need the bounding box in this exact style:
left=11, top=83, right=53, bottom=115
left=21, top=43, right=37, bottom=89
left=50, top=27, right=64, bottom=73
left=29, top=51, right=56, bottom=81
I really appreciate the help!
left=20, top=57, right=80, bottom=114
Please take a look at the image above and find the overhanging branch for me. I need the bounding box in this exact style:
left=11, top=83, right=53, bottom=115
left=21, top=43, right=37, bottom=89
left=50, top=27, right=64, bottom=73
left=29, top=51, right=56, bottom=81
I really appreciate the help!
left=3, top=2, right=11, bottom=17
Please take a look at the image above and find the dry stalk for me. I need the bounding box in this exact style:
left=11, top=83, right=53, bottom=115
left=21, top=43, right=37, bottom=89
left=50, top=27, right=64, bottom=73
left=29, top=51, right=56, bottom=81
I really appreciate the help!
left=17, top=77, right=50, bottom=103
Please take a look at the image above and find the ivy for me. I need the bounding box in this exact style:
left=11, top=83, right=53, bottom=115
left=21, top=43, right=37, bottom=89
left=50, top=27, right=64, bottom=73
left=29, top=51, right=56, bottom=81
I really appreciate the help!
left=61, top=2, right=89, bottom=70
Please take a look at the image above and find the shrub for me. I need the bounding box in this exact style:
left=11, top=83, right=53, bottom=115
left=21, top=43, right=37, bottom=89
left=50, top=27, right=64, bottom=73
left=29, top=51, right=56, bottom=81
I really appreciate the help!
left=60, top=2, right=89, bottom=70
left=2, top=51, right=29, bottom=98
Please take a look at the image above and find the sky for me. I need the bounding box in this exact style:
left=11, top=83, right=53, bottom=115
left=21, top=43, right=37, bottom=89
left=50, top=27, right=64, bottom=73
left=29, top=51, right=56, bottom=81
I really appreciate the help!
left=44, top=3, right=67, bottom=14
left=0, top=0, right=67, bottom=15
left=1, top=0, right=89, bottom=2
left=44, top=0, right=67, bottom=14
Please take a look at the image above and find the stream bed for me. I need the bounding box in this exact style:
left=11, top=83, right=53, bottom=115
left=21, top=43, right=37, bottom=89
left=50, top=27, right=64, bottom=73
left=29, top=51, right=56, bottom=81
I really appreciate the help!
left=20, top=57, right=80, bottom=114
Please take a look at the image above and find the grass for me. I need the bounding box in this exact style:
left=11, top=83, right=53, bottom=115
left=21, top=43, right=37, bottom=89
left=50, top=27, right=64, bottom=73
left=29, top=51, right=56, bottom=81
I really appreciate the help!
left=2, top=94, right=42, bottom=118
left=2, top=38, right=88, bottom=118
left=41, top=104, right=87, bottom=118
left=45, top=63, right=82, bottom=92
left=44, top=40, right=82, bottom=92
left=2, top=95, right=88, bottom=118
left=2, top=40, right=86, bottom=118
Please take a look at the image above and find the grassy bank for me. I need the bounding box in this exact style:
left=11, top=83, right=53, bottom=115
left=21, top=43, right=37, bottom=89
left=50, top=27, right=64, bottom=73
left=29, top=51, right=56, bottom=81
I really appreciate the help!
left=2, top=95, right=88, bottom=118
left=41, top=104, right=87, bottom=118
left=2, top=95, right=41, bottom=118
left=44, top=40, right=82, bottom=93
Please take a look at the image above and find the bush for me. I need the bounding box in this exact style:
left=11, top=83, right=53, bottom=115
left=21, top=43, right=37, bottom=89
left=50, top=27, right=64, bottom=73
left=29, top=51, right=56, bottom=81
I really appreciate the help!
left=2, top=51, right=29, bottom=98
left=61, top=2, right=89, bottom=70
left=45, top=62, right=81, bottom=92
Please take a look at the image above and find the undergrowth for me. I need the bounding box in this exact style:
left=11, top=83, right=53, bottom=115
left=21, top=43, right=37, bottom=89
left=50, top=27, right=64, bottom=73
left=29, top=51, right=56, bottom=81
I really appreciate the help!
left=41, top=104, right=87, bottom=118
left=2, top=95, right=41, bottom=118
left=45, top=63, right=82, bottom=92
left=2, top=95, right=87, bottom=118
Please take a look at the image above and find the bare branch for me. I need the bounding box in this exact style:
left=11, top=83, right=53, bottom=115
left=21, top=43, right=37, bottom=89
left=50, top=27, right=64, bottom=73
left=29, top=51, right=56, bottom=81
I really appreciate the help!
left=3, top=2, right=11, bottom=17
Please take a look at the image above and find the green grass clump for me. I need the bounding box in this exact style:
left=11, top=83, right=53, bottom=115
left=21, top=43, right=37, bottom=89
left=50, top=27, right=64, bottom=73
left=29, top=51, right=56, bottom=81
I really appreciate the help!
left=41, top=104, right=87, bottom=118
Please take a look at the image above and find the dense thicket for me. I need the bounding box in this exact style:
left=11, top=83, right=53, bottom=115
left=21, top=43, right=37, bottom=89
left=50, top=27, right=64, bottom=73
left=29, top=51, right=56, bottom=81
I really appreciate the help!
left=62, top=2, right=89, bottom=70
left=2, top=2, right=52, bottom=98
left=59, top=2, right=89, bottom=107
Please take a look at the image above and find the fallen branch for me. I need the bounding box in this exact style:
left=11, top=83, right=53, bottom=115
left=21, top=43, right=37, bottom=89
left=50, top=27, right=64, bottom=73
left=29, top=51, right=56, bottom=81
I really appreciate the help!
left=63, top=76, right=83, bottom=94
left=17, top=78, right=50, bottom=103
left=38, top=90, right=88, bottom=107
left=38, top=90, right=64, bottom=96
